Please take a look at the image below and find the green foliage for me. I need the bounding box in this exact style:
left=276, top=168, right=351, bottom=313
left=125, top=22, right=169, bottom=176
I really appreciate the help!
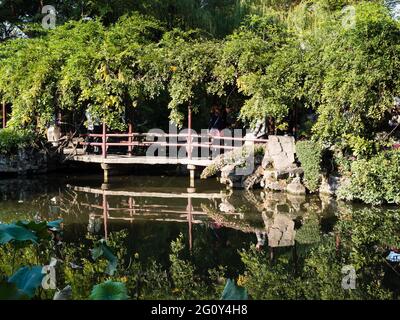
left=295, top=218, right=321, bottom=244
left=239, top=245, right=303, bottom=299
left=91, top=240, right=118, bottom=276
left=238, top=205, right=400, bottom=300
left=0, top=128, right=36, bottom=155
left=308, top=1, right=400, bottom=145
left=0, top=281, right=29, bottom=300
left=0, top=14, right=165, bottom=131
left=1, top=208, right=399, bottom=300
left=338, top=150, right=400, bottom=205
left=169, top=233, right=207, bottom=299
left=1, top=1, right=398, bottom=145
left=296, top=140, right=322, bottom=192
left=89, top=280, right=129, bottom=300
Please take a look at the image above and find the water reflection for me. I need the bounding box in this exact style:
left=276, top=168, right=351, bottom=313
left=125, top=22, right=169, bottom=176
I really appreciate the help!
left=0, top=175, right=336, bottom=254
left=1, top=176, right=399, bottom=299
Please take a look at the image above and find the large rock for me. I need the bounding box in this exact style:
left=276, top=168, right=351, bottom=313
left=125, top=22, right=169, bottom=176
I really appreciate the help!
left=266, top=135, right=296, bottom=170
left=262, top=177, right=287, bottom=192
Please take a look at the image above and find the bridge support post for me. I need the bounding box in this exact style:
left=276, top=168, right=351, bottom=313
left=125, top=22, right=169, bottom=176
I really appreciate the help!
left=187, top=164, right=196, bottom=189
left=101, top=163, right=110, bottom=183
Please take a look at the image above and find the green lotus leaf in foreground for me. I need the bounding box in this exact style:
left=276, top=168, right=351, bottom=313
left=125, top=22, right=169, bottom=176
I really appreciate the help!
left=16, top=221, right=50, bottom=241
left=47, top=219, right=64, bottom=231
left=221, top=279, right=248, bottom=300
left=8, top=266, right=44, bottom=298
left=0, top=223, right=38, bottom=244
left=89, top=281, right=129, bottom=300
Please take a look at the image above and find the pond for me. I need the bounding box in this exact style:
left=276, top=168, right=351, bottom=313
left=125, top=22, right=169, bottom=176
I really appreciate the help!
left=0, top=173, right=399, bottom=300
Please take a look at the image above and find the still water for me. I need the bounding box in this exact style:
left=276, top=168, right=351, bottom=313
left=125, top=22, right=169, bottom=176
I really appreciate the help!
left=0, top=173, right=399, bottom=299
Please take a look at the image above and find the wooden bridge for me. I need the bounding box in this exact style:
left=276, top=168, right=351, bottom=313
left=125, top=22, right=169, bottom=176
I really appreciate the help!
left=62, top=114, right=268, bottom=185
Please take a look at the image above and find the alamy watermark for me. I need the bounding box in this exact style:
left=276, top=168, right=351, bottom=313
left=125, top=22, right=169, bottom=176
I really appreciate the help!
left=42, top=5, right=57, bottom=30
left=144, top=123, right=258, bottom=176
left=341, top=265, right=356, bottom=290
left=42, top=257, right=57, bottom=290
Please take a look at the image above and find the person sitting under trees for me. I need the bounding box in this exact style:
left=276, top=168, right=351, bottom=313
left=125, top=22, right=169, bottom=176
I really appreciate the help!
left=208, top=105, right=227, bottom=136
left=85, top=108, right=101, bottom=155
left=208, top=105, right=227, bottom=158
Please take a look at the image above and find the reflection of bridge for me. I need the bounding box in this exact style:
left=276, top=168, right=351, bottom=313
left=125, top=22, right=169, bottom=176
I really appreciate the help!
left=64, top=185, right=315, bottom=252
left=69, top=185, right=236, bottom=250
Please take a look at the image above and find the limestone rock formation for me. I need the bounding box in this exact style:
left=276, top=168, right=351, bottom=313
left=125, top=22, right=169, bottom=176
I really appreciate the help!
left=266, top=135, right=296, bottom=170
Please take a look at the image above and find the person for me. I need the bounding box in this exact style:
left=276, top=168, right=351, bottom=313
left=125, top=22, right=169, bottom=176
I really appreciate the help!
left=46, top=115, right=62, bottom=147
left=208, top=105, right=226, bottom=135
left=208, top=105, right=227, bottom=158
left=85, top=108, right=101, bottom=154
left=255, top=231, right=267, bottom=251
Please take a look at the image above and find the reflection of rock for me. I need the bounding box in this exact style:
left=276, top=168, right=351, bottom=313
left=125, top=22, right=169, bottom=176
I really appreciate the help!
left=264, top=214, right=296, bottom=247
left=319, top=175, right=341, bottom=196
left=286, top=177, right=306, bottom=195
left=287, top=194, right=306, bottom=212
left=262, top=177, right=287, bottom=192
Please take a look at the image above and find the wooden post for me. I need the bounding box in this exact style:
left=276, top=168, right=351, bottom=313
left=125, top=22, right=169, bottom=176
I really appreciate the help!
left=103, top=192, right=108, bottom=241
left=2, top=102, right=6, bottom=129
left=103, top=193, right=108, bottom=241
left=128, top=123, right=133, bottom=156
left=187, top=196, right=193, bottom=252
left=187, top=165, right=196, bottom=189
left=102, top=121, right=107, bottom=159
left=101, top=163, right=110, bottom=183
left=129, top=197, right=134, bottom=223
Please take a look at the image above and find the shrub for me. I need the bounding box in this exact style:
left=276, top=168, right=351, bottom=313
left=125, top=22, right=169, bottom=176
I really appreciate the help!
left=296, top=140, right=322, bottom=193
left=0, top=128, right=36, bottom=155
left=337, top=150, right=400, bottom=205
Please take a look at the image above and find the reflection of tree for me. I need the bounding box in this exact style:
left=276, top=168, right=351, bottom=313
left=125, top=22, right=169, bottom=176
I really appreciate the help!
left=201, top=203, right=261, bottom=234
left=240, top=206, right=400, bottom=299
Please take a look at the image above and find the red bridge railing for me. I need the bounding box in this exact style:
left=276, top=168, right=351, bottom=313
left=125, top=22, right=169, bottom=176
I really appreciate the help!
left=78, top=127, right=268, bottom=159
